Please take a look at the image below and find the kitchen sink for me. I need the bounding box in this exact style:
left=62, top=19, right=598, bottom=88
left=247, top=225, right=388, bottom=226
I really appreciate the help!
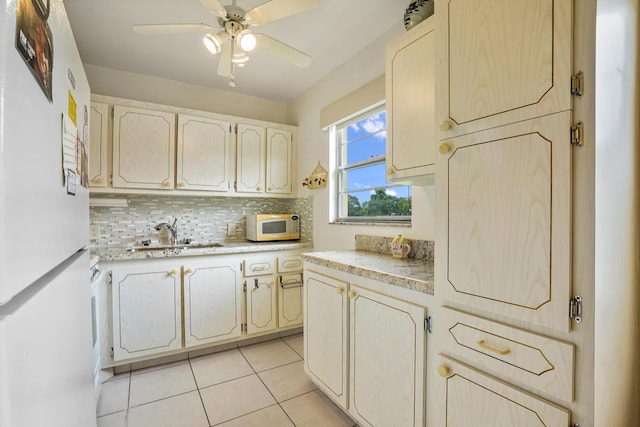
left=127, top=242, right=224, bottom=252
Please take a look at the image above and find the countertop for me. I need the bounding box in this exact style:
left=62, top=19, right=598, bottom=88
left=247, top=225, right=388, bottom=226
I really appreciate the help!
left=302, top=250, right=434, bottom=295
left=91, top=240, right=313, bottom=261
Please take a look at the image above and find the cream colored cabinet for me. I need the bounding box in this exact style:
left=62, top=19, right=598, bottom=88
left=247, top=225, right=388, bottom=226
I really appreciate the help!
left=435, top=0, right=573, bottom=139
left=111, top=262, right=182, bottom=361
left=235, top=123, right=265, bottom=193
left=236, top=124, right=294, bottom=194
left=304, top=269, right=349, bottom=408
left=112, top=105, right=175, bottom=190
left=435, top=355, right=570, bottom=426
left=385, top=16, right=436, bottom=184
left=277, top=254, right=303, bottom=328
left=183, top=258, right=242, bottom=347
left=348, top=284, right=426, bottom=427
left=176, top=114, right=232, bottom=193
left=436, top=111, right=572, bottom=333
left=89, top=102, right=109, bottom=188
left=242, top=254, right=278, bottom=334
left=265, top=128, right=293, bottom=194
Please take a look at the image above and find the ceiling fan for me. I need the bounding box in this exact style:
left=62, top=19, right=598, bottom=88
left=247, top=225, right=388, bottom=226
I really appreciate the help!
left=132, top=0, right=318, bottom=87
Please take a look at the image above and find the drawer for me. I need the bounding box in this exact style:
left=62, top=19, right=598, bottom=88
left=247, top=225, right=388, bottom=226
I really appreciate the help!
left=243, top=256, right=276, bottom=277
left=441, top=306, right=574, bottom=403
left=436, top=355, right=570, bottom=426
left=278, top=254, right=303, bottom=272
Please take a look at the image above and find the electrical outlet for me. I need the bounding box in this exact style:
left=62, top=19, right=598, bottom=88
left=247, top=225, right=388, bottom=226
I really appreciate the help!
left=90, top=224, right=100, bottom=240
left=227, top=223, right=236, bottom=237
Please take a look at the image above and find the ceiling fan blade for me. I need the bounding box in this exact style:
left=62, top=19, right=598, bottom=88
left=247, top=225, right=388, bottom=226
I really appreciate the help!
left=132, top=23, right=215, bottom=34
left=200, top=0, right=228, bottom=19
left=245, top=0, right=319, bottom=26
left=217, top=42, right=232, bottom=77
left=255, top=34, right=311, bottom=68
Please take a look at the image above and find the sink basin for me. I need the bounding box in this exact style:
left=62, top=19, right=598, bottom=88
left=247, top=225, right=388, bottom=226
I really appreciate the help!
left=127, top=242, right=224, bottom=252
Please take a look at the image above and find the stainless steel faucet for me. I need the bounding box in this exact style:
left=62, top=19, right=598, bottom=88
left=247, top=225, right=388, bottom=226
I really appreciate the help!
left=154, top=217, right=178, bottom=246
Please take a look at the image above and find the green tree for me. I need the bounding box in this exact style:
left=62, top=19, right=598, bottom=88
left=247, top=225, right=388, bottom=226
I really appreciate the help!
left=354, top=189, right=411, bottom=217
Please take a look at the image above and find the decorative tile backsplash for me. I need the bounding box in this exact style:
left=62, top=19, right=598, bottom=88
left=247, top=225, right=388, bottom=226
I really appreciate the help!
left=355, top=234, right=434, bottom=261
left=90, top=195, right=313, bottom=247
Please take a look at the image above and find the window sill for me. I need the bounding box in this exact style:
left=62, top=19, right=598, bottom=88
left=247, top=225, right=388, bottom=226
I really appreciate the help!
left=330, top=220, right=411, bottom=228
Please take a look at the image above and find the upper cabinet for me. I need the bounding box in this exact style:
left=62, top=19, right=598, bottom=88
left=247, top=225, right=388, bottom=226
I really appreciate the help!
left=88, top=96, right=297, bottom=197
left=88, top=102, right=109, bottom=187
left=235, top=125, right=293, bottom=194
left=112, top=105, right=175, bottom=190
left=177, top=114, right=232, bottom=193
left=436, top=0, right=574, bottom=138
left=385, top=16, right=436, bottom=184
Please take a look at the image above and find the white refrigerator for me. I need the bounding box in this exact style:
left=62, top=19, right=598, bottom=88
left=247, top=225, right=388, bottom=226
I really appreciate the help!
left=0, top=0, right=97, bottom=426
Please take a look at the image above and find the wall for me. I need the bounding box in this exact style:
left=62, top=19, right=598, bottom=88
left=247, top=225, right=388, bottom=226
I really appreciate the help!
left=84, top=64, right=289, bottom=124
left=288, top=24, right=436, bottom=251
left=594, top=0, right=640, bottom=425
left=89, top=195, right=313, bottom=248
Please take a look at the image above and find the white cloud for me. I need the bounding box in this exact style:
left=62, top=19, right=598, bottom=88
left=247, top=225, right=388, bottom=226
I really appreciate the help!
left=385, top=189, right=397, bottom=196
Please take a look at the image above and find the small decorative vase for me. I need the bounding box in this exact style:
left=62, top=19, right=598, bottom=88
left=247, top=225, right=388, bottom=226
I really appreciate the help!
left=404, top=0, right=434, bottom=31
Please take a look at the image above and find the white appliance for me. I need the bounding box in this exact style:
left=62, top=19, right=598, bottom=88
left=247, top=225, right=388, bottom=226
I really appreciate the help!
left=0, top=0, right=97, bottom=426
left=246, top=213, right=301, bottom=241
left=89, top=256, right=103, bottom=400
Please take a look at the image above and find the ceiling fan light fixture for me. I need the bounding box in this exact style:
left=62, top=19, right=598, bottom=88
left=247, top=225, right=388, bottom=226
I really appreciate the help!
left=231, top=51, right=250, bottom=65
left=237, top=29, right=257, bottom=52
left=203, top=33, right=222, bottom=54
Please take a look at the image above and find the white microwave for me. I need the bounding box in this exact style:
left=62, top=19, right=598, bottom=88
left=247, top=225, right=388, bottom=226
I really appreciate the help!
left=246, top=214, right=300, bottom=241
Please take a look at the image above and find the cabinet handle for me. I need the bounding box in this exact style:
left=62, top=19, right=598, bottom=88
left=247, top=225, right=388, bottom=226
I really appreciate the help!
left=185, top=267, right=193, bottom=274
left=91, top=177, right=103, bottom=184
left=438, top=365, right=451, bottom=378
left=387, top=166, right=396, bottom=175
left=348, top=290, right=357, bottom=299
left=256, top=186, right=263, bottom=191
left=168, top=268, right=178, bottom=275
left=438, top=143, right=451, bottom=154
left=162, top=180, right=171, bottom=187
left=254, top=279, right=259, bottom=289
left=268, top=186, right=273, bottom=191
left=336, top=286, right=345, bottom=294
left=439, top=119, right=453, bottom=131
left=178, top=181, right=187, bottom=187
left=477, top=340, right=511, bottom=356
left=267, top=280, right=274, bottom=287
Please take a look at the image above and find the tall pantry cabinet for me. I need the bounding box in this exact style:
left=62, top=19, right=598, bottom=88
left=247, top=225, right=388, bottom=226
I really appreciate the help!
left=433, top=0, right=593, bottom=426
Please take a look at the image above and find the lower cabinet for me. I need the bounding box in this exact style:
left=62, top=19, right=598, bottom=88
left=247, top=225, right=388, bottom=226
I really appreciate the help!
left=244, top=274, right=278, bottom=334
left=436, top=355, right=570, bottom=426
left=111, top=262, right=183, bottom=361
left=183, top=259, right=243, bottom=347
left=304, top=268, right=428, bottom=427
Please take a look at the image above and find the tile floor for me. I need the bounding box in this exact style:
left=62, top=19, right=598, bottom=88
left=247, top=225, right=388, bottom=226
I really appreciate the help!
left=96, top=334, right=356, bottom=427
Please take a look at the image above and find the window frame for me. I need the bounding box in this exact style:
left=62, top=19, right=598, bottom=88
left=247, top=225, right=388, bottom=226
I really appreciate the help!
left=333, top=104, right=412, bottom=224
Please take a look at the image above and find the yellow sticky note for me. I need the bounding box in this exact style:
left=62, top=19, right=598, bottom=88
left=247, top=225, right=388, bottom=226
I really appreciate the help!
left=68, top=91, right=77, bottom=126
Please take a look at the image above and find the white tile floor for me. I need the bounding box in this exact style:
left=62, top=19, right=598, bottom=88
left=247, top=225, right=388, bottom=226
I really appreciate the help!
left=96, top=334, right=356, bottom=427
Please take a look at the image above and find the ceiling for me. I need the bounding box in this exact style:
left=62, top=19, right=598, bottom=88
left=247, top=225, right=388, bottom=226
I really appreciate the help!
left=63, top=0, right=405, bottom=103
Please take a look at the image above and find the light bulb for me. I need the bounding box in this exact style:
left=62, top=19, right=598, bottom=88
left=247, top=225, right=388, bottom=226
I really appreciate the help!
left=237, top=29, right=256, bottom=52
left=203, top=33, right=221, bottom=54
left=231, top=52, right=249, bottom=65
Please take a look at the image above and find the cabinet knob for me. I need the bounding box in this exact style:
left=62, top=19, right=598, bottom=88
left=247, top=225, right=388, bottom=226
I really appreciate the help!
left=268, top=186, right=273, bottom=191
left=267, top=280, right=274, bottom=287
left=185, top=267, right=193, bottom=274
left=438, top=365, right=451, bottom=378
left=387, top=166, right=396, bottom=175
left=439, top=119, right=453, bottom=131
left=92, top=177, right=103, bottom=184
left=168, top=268, right=178, bottom=275
left=336, top=286, right=345, bottom=294
left=438, top=143, right=451, bottom=154
left=347, top=290, right=357, bottom=299
left=178, top=181, right=187, bottom=187
left=256, top=186, right=263, bottom=191
left=162, top=180, right=172, bottom=187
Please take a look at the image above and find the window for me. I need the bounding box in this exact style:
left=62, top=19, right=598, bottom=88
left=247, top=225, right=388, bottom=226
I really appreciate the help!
left=334, top=104, right=411, bottom=222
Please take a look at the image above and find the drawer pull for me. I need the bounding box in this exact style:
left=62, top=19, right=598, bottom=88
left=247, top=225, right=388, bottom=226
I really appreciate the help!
left=168, top=268, right=178, bottom=276
left=250, top=264, right=269, bottom=271
left=477, top=340, right=511, bottom=356
left=348, top=290, right=357, bottom=299
left=336, top=286, right=345, bottom=294
left=438, top=365, right=451, bottom=378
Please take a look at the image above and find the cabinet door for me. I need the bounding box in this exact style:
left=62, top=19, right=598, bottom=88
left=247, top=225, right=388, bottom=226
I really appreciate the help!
left=176, top=114, right=232, bottom=192
left=386, top=17, right=436, bottom=183
left=112, top=105, right=175, bottom=189
left=183, top=260, right=242, bottom=347
left=111, top=264, right=182, bottom=361
left=89, top=102, right=109, bottom=187
left=303, top=270, right=349, bottom=408
left=243, top=256, right=276, bottom=277
left=265, top=128, right=293, bottom=194
left=348, top=284, right=426, bottom=427
left=278, top=273, right=303, bottom=327
left=245, top=276, right=277, bottom=334
left=436, top=112, right=572, bottom=332
left=277, top=254, right=303, bottom=273
left=435, top=355, right=570, bottom=426
left=235, top=123, right=265, bottom=193
left=435, top=0, right=573, bottom=138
